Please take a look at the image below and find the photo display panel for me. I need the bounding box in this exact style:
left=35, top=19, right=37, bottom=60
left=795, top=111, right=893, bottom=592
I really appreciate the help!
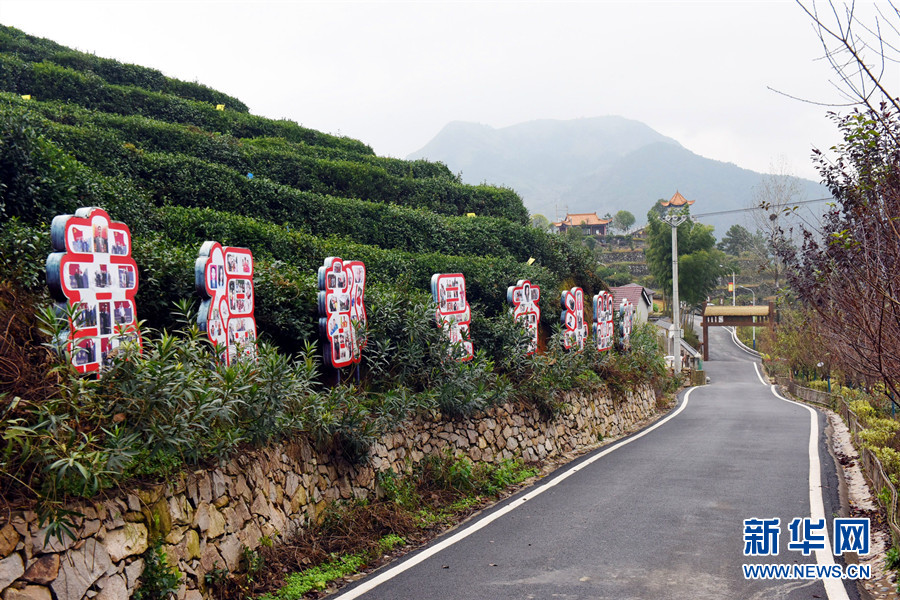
left=559, top=287, right=587, bottom=352
left=46, top=207, right=140, bottom=373
left=619, top=298, right=635, bottom=344
left=317, top=257, right=367, bottom=369
left=431, top=273, right=474, bottom=361
left=593, top=290, right=614, bottom=352
left=507, top=279, right=540, bottom=355
left=195, top=241, right=257, bottom=365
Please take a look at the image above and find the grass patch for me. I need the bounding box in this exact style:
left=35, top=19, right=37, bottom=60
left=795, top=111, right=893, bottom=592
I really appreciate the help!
left=263, top=535, right=406, bottom=600
left=244, top=452, right=539, bottom=599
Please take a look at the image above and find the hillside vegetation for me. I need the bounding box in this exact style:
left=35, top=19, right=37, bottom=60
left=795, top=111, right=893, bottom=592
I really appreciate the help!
left=0, top=25, right=670, bottom=516
left=409, top=117, right=828, bottom=234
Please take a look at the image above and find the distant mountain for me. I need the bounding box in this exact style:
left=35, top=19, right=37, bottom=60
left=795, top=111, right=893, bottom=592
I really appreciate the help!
left=408, top=117, right=827, bottom=233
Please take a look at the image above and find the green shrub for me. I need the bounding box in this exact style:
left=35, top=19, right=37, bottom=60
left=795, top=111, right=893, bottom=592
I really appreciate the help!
left=858, top=417, right=900, bottom=449
left=0, top=54, right=369, bottom=154
left=886, top=546, right=900, bottom=571
left=0, top=218, right=50, bottom=291
left=434, top=351, right=511, bottom=418
left=874, top=446, right=900, bottom=483
left=849, top=399, right=878, bottom=426
left=0, top=25, right=249, bottom=111
left=134, top=539, right=182, bottom=600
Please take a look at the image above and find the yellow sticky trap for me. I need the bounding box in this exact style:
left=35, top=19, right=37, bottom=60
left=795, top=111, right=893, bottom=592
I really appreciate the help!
left=527, top=257, right=536, bottom=265
left=466, top=212, right=476, bottom=217
left=21, top=95, right=31, bottom=100
left=216, top=104, right=225, bottom=111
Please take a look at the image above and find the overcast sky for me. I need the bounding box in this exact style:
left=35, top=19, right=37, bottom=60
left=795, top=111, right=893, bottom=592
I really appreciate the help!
left=1, top=1, right=889, bottom=182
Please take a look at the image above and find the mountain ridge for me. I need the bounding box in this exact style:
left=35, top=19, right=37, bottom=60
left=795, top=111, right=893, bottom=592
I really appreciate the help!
left=409, top=117, right=826, bottom=232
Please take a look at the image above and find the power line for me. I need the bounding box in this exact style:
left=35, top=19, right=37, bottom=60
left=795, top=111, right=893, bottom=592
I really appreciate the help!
left=692, top=197, right=835, bottom=218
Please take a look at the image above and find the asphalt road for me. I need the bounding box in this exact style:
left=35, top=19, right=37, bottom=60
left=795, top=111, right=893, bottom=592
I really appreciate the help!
left=335, top=325, right=857, bottom=600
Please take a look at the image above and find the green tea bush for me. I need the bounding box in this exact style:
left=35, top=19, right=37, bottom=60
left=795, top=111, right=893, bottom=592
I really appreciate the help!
left=0, top=55, right=370, bottom=154
left=145, top=205, right=561, bottom=324
left=0, top=218, right=50, bottom=291
left=0, top=101, right=156, bottom=227
left=0, top=25, right=249, bottom=111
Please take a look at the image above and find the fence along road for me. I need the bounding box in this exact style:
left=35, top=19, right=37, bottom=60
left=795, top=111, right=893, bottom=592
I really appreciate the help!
left=334, top=325, right=858, bottom=600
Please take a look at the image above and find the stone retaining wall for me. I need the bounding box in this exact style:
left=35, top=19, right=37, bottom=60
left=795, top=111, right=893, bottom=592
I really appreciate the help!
left=0, top=385, right=658, bottom=600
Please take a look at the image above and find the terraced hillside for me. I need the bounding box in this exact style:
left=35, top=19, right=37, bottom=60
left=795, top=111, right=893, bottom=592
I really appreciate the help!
left=0, top=25, right=603, bottom=353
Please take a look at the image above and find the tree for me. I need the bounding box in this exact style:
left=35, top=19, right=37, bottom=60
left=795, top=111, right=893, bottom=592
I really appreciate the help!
left=612, top=210, right=636, bottom=234
left=752, top=160, right=805, bottom=291
left=530, top=214, right=551, bottom=232
left=717, top=224, right=754, bottom=256
left=770, top=2, right=900, bottom=401
left=798, top=1, right=900, bottom=123
left=644, top=206, right=729, bottom=324
left=774, top=104, right=900, bottom=402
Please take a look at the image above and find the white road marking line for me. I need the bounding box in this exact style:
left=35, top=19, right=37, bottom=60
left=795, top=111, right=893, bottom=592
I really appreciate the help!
left=753, top=362, right=851, bottom=600
left=334, top=388, right=697, bottom=599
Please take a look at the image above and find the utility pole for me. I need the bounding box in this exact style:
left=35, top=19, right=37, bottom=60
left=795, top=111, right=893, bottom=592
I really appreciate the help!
left=663, top=211, right=688, bottom=372
left=660, top=192, right=694, bottom=373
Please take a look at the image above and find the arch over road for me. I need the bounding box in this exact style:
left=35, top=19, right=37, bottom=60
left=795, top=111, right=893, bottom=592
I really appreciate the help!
left=701, top=301, right=775, bottom=361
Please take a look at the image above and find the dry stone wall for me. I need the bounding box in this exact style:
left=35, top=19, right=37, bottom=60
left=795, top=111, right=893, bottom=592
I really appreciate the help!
left=0, top=385, right=657, bottom=600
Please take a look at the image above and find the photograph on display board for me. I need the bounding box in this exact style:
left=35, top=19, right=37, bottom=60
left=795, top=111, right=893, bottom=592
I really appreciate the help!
left=195, top=241, right=256, bottom=365
left=432, top=273, right=473, bottom=361
left=45, top=207, right=141, bottom=374
left=92, top=223, right=108, bottom=254
left=507, top=279, right=540, bottom=356
left=99, top=302, right=112, bottom=336
left=74, top=339, right=94, bottom=367
left=593, top=291, right=614, bottom=352
left=69, top=226, right=91, bottom=253
left=67, top=264, right=89, bottom=289
left=118, top=265, right=135, bottom=289
left=317, top=257, right=367, bottom=369
left=76, top=302, right=97, bottom=329
left=111, top=230, right=128, bottom=256
left=619, top=299, right=635, bottom=345
left=113, top=301, right=133, bottom=326
left=560, top=287, right=587, bottom=352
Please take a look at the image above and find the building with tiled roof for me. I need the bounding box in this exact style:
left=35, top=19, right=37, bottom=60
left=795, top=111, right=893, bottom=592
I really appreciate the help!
left=610, top=283, right=654, bottom=324
left=551, top=212, right=612, bottom=236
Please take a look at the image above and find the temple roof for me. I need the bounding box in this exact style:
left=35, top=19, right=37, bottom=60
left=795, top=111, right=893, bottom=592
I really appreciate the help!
left=660, top=191, right=695, bottom=208
left=552, top=212, right=612, bottom=227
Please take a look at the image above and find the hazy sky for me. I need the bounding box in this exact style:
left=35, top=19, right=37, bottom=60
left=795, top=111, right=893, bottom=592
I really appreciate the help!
left=1, top=1, right=889, bottom=181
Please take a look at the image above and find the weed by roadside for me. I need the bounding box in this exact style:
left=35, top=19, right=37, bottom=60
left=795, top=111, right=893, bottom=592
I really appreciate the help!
left=219, top=452, right=538, bottom=599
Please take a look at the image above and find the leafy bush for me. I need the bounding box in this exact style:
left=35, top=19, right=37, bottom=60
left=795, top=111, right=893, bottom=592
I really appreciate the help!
left=0, top=54, right=370, bottom=154
left=0, top=25, right=249, bottom=111
left=134, top=539, right=182, bottom=600
left=416, top=449, right=536, bottom=497
left=849, top=399, right=878, bottom=426
left=433, top=351, right=511, bottom=419
left=0, top=218, right=49, bottom=291
left=874, top=446, right=900, bottom=485
left=0, top=103, right=80, bottom=222
left=1, top=307, right=322, bottom=503
left=858, top=417, right=900, bottom=450
left=886, top=546, right=900, bottom=571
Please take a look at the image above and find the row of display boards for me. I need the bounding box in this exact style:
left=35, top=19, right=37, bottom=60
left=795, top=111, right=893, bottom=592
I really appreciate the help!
left=46, top=207, right=635, bottom=374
